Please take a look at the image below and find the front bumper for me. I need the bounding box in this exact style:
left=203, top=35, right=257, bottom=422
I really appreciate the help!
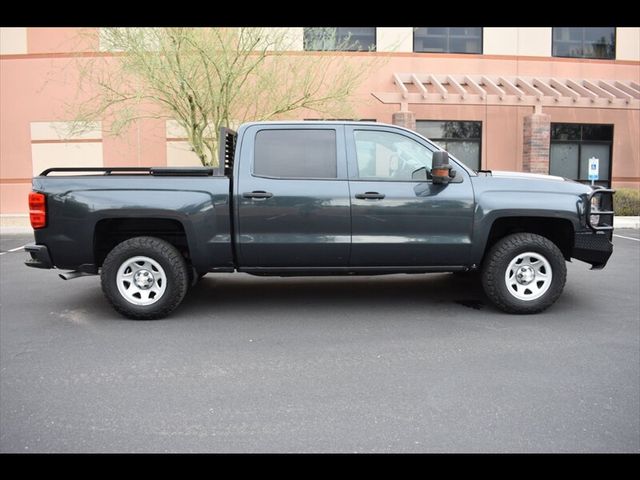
left=572, top=231, right=613, bottom=270
left=24, top=244, right=54, bottom=269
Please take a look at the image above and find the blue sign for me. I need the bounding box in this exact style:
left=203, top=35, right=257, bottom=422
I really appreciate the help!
left=588, top=157, right=599, bottom=182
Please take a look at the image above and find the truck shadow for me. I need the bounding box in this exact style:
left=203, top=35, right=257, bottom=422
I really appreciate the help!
left=181, top=272, right=489, bottom=316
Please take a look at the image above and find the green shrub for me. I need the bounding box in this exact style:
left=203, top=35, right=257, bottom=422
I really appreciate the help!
left=614, top=188, right=640, bottom=216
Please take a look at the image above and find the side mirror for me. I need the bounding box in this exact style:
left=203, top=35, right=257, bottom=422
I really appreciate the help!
left=432, top=151, right=453, bottom=185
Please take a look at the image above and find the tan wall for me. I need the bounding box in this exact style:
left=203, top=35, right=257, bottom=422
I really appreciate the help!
left=30, top=120, right=103, bottom=176
left=0, top=28, right=27, bottom=55
left=376, top=28, right=413, bottom=53
left=616, top=28, right=640, bottom=62
left=483, top=28, right=552, bottom=57
left=166, top=120, right=202, bottom=166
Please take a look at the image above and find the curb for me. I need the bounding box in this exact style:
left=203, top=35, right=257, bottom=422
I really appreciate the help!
left=614, top=216, right=640, bottom=229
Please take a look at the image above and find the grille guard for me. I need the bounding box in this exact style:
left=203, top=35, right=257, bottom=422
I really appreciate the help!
left=586, top=188, right=615, bottom=232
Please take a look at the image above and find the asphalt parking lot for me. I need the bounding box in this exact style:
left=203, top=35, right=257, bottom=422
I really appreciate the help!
left=1, top=231, right=638, bottom=453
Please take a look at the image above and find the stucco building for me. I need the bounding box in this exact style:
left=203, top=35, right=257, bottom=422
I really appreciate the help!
left=1, top=27, right=639, bottom=216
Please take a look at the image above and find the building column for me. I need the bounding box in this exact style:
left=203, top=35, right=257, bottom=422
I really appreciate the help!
left=392, top=110, right=416, bottom=131
left=522, top=113, right=551, bottom=174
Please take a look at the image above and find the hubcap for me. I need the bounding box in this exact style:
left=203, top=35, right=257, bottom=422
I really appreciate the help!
left=134, top=269, right=155, bottom=289
left=505, top=252, right=553, bottom=301
left=116, top=256, right=167, bottom=306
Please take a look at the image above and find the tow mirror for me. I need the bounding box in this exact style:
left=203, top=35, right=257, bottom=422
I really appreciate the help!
left=432, top=151, right=454, bottom=185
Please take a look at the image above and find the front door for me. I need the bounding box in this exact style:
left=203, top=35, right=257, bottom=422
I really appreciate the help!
left=236, top=125, right=351, bottom=268
left=346, top=126, right=475, bottom=267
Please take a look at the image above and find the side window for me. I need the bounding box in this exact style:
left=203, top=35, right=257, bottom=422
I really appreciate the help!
left=254, top=129, right=337, bottom=179
left=354, top=130, right=433, bottom=181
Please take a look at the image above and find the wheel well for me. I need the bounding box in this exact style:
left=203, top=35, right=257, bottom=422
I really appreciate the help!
left=94, top=218, right=190, bottom=267
left=484, top=217, right=574, bottom=261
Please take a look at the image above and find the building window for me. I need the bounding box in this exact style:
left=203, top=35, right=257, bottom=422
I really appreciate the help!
left=303, top=28, right=376, bottom=51
left=552, top=28, right=615, bottom=59
left=254, top=129, right=337, bottom=179
left=550, top=123, right=613, bottom=187
left=416, top=120, right=482, bottom=171
left=413, top=28, right=482, bottom=54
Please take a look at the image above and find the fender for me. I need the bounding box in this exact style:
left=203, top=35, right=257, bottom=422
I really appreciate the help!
left=470, top=189, right=583, bottom=264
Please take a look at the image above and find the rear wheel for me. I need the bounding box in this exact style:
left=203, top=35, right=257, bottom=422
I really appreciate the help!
left=481, top=233, right=567, bottom=314
left=101, top=236, right=189, bottom=320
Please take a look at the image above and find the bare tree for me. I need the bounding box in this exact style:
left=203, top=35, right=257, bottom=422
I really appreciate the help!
left=67, top=28, right=379, bottom=166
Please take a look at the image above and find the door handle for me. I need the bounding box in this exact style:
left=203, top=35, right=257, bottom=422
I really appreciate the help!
left=243, top=190, right=273, bottom=199
left=355, top=192, right=385, bottom=200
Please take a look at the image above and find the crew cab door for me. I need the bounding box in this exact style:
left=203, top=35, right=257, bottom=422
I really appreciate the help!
left=235, top=124, right=350, bottom=268
left=346, top=125, right=475, bottom=267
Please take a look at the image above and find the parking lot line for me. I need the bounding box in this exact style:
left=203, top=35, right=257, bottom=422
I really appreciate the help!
left=0, top=245, right=26, bottom=255
left=614, top=234, right=640, bottom=242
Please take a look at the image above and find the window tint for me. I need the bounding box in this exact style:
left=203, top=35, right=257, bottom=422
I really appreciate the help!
left=254, top=129, right=337, bottom=179
left=303, top=28, right=376, bottom=51
left=414, top=27, right=482, bottom=54
left=552, top=27, right=615, bottom=59
left=354, top=130, right=433, bottom=181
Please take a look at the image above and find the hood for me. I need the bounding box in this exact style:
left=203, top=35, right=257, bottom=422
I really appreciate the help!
left=489, top=171, right=566, bottom=182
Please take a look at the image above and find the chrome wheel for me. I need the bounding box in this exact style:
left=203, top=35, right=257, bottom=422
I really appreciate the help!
left=116, top=256, right=167, bottom=306
left=504, top=251, right=552, bottom=301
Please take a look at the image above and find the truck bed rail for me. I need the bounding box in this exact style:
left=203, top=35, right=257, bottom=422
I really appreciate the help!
left=39, top=167, right=221, bottom=177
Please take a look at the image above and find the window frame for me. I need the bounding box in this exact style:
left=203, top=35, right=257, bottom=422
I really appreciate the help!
left=413, top=27, right=483, bottom=55
left=302, top=27, right=377, bottom=52
left=549, top=122, right=614, bottom=188
left=250, top=126, right=347, bottom=181
left=345, top=124, right=471, bottom=183
left=551, top=27, right=616, bottom=60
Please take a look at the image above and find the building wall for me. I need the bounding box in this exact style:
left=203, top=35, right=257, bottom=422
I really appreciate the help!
left=1, top=27, right=639, bottom=214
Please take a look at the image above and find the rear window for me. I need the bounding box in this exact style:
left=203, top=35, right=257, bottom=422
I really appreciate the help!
left=254, top=129, right=337, bottom=179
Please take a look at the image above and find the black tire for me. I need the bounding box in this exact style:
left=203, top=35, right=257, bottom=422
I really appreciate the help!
left=481, top=233, right=567, bottom=314
left=100, top=236, right=189, bottom=320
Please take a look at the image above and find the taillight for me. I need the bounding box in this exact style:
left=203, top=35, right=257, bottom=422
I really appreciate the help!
left=28, top=192, right=47, bottom=229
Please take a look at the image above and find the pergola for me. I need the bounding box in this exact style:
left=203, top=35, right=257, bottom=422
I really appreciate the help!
left=373, top=74, right=640, bottom=112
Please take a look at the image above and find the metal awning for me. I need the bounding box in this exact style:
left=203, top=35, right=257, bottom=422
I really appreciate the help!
left=373, top=74, right=640, bottom=110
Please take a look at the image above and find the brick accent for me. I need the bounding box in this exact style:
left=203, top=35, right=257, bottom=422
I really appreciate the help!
left=522, top=113, right=550, bottom=174
left=392, top=110, right=416, bottom=131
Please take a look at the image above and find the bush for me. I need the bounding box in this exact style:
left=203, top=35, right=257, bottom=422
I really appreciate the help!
left=614, top=188, right=640, bottom=216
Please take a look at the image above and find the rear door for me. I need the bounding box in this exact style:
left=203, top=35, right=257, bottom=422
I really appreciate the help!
left=236, top=124, right=351, bottom=268
left=346, top=125, right=475, bottom=267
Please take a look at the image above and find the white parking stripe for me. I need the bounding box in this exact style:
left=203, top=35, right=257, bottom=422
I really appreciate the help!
left=613, top=234, right=640, bottom=242
left=0, top=245, right=27, bottom=256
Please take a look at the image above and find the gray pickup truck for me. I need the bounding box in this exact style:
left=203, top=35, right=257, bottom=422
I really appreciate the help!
left=25, top=121, right=615, bottom=319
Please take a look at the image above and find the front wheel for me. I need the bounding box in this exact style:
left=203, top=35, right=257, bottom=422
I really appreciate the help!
left=481, top=233, right=567, bottom=314
left=101, top=236, right=189, bottom=320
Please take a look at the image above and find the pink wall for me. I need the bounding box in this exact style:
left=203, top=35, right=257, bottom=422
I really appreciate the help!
left=1, top=28, right=639, bottom=214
